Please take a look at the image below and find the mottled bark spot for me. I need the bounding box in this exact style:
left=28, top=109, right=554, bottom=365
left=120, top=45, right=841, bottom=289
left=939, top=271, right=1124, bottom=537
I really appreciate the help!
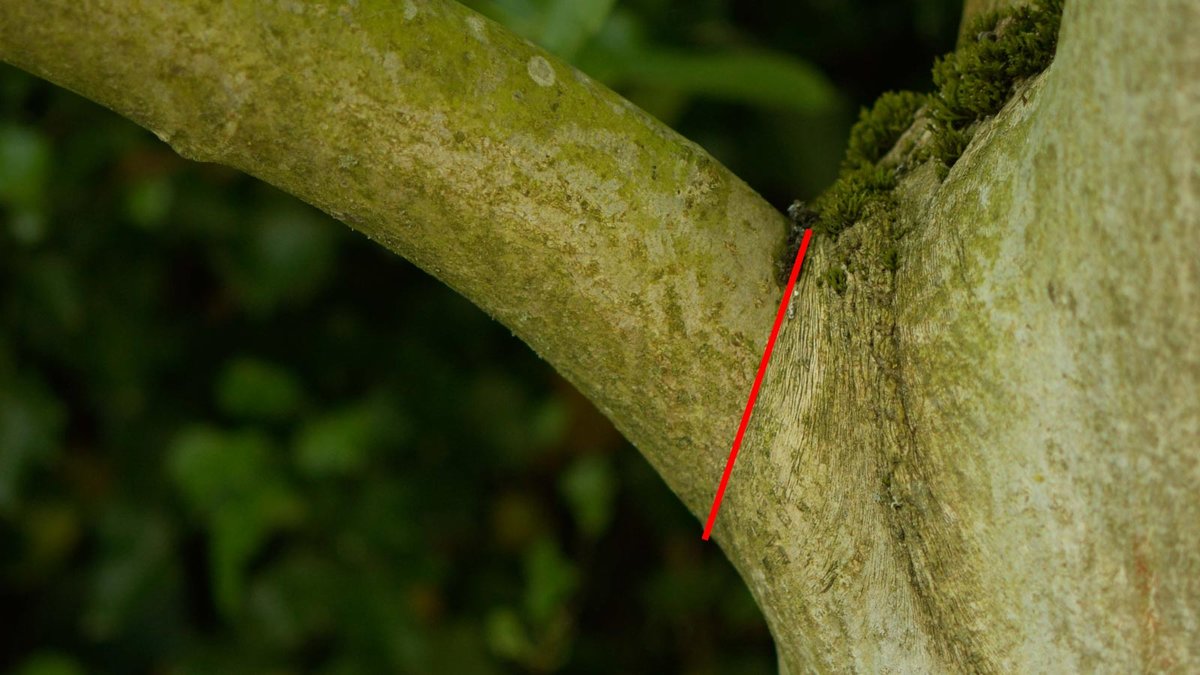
left=527, top=56, right=555, bottom=88
left=466, top=16, right=487, bottom=42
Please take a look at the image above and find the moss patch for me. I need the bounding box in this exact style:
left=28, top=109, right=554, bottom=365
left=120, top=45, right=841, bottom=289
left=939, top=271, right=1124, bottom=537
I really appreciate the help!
left=779, top=0, right=1065, bottom=288
left=843, top=91, right=928, bottom=171
left=928, top=0, right=1064, bottom=174
left=820, top=164, right=898, bottom=236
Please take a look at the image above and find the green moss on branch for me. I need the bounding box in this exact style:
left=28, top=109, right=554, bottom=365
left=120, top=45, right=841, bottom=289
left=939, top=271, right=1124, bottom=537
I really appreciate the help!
left=929, top=0, right=1064, bottom=172
left=842, top=91, right=927, bottom=171
left=779, top=0, right=1065, bottom=289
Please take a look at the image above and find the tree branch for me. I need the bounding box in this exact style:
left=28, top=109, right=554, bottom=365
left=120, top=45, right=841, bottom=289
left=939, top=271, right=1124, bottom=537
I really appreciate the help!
left=0, top=0, right=788, bottom=510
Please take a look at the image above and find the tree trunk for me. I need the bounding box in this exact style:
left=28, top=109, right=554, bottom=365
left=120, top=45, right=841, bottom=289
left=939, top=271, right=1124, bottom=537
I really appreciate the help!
left=1, top=0, right=1196, bottom=672
left=721, top=2, right=1200, bottom=670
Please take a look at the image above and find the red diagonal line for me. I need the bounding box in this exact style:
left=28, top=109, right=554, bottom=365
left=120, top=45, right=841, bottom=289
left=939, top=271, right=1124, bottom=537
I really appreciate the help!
left=702, top=228, right=812, bottom=541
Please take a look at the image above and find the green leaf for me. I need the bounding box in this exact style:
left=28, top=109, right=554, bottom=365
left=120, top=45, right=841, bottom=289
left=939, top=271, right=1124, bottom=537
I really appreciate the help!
left=528, top=398, right=568, bottom=448
left=124, top=175, right=175, bottom=229
left=245, top=554, right=341, bottom=652
left=216, top=356, right=304, bottom=421
left=9, top=208, right=46, bottom=244
left=484, top=607, right=533, bottom=661
left=0, top=372, right=65, bottom=513
left=558, top=454, right=616, bottom=539
left=83, top=509, right=176, bottom=640
left=537, top=0, right=617, bottom=60
left=217, top=203, right=336, bottom=314
left=167, top=427, right=300, bottom=613
left=26, top=255, right=84, bottom=332
left=522, top=538, right=578, bottom=626
left=0, top=124, right=51, bottom=244
left=209, top=507, right=271, bottom=615
left=593, top=48, right=840, bottom=114
left=168, top=427, right=272, bottom=512
left=491, top=491, right=547, bottom=550
left=293, top=404, right=379, bottom=477
left=13, top=654, right=85, bottom=675
left=0, top=124, right=50, bottom=208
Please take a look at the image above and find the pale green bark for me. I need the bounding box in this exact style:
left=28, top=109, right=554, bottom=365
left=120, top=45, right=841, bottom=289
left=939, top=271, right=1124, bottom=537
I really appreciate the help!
left=2, top=0, right=1198, bottom=673
left=719, top=0, right=1200, bottom=671
left=0, top=0, right=784, bottom=511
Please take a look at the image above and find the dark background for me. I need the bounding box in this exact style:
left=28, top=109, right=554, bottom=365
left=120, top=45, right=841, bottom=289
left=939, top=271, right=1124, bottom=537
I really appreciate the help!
left=0, top=1, right=962, bottom=673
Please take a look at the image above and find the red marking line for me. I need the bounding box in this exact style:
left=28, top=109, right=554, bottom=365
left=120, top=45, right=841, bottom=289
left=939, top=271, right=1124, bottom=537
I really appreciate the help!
left=702, top=229, right=812, bottom=541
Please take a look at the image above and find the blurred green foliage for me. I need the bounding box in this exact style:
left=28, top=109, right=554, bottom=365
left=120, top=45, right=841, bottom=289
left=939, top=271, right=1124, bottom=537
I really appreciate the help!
left=1, top=0, right=962, bottom=672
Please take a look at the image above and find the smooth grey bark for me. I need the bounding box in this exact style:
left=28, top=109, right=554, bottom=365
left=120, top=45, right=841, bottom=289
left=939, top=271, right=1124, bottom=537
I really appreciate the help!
left=1, top=0, right=1197, bottom=672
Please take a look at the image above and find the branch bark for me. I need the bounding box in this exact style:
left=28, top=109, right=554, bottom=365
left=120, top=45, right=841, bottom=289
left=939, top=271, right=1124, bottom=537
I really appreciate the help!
left=0, top=0, right=785, bottom=510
